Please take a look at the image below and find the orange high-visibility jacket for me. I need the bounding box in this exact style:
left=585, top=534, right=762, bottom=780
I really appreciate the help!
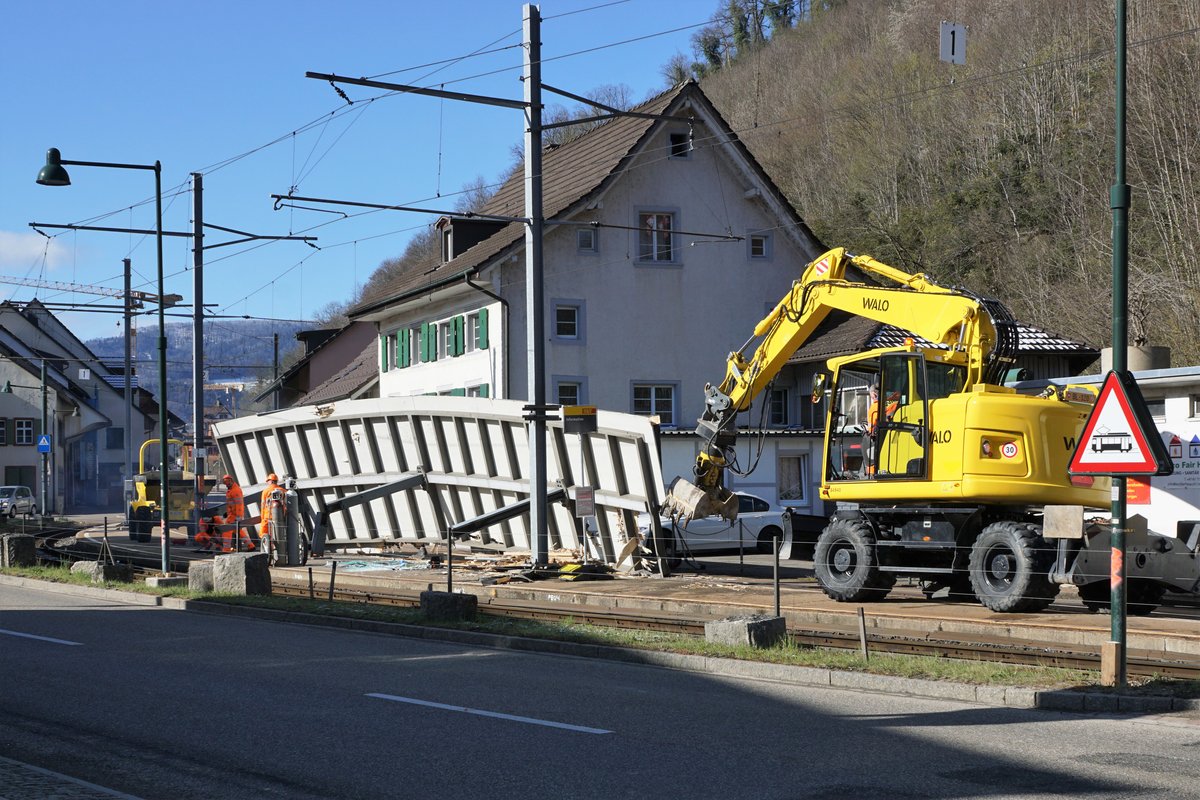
left=226, top=482, right=245, bottom=519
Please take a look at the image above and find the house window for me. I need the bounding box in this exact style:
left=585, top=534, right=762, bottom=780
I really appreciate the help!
left=466, top=309, right=489, bottom=352
left=14, top=419, right=33, bottom=446
left=749, top=232, right=771, bottom=260
left=769, top=389, right=789, bottom=426
left=106, top=427, right=124, bottom=449
left=577, top=227, right=597, bottom=253
left=778, top=454, right=808, bottom=503
left=0, top=419, right=7, bottom=446
left=1146, top=398, right=1166, bottom=420
left=438, top=320, right=454, bottom=359
left=408, top=327, right=424, bottom=365
left=467, top=384, right=490, bottom=398
left=557, top=382, right=581, bottom=407
left=669, top=132, right=691, bottom=159
left=633, top=383, right=675, bottom=425
left=555, top=303, right=581, bottom=340
left=638, top=212, right=675, bottom=263
left=1191, top=395, right=1200, bottom=418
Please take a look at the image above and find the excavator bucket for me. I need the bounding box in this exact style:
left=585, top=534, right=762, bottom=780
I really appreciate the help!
left=662, top=476, right=739, bottom=523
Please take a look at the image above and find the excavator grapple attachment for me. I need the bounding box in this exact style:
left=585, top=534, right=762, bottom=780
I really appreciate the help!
left=662, top=476, right=738, bottom=523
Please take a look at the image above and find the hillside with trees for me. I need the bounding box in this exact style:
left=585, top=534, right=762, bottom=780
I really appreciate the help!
left=669, top=0, right=1200, bottom=365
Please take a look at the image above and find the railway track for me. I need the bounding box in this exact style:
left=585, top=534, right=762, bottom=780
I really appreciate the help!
left=268, top=580, right=1200, bottom=681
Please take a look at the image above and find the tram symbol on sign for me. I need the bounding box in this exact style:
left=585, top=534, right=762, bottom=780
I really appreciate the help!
left=1090, top=430, right=1133, bottom=454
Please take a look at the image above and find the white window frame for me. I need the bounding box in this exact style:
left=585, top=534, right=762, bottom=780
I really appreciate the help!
left=637, top=211, right=677, bottom=264
left=769, top=388, right=789, bottom=426
left=576, top=227, right=597, bottom=254
left=14, top=418, right=33, bottom=447
left=632, top=382, right=676, bottom=426
left=749, top=232, right=771, bottom=260
left=409, top=327, right=423, bottom=365
left=777, top=454, right=809, bottom=504
left=554, top=303, right=580, bottom=340
left=438, top=320, right=453, bottom=359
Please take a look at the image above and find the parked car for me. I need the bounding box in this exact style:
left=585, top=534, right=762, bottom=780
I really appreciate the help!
left=640, top=492, right=785, bottom=556
left=0, top=485, right=36, bottom=517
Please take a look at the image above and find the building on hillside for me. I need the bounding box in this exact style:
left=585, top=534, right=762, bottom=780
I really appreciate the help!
left=0, top=301, right=163, bottom=512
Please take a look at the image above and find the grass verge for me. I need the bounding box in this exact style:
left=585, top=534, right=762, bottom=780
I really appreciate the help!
left=5, top=564, right=1197, bottom=697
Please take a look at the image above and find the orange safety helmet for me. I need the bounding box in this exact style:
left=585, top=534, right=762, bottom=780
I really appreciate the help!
left=266, top=473, right=279, bottom=484
left=222, top=474, right=234, bottom=485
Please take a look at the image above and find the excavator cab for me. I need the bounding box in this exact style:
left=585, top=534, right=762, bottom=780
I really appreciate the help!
left=825, top=353, right=934, bottom=482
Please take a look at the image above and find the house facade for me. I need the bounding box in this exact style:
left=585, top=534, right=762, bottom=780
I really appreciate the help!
left=0, top=301, right=158, bottom=513
left=349, top=81, right=827, bottom=506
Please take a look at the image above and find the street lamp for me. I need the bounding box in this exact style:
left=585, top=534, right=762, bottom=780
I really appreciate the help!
left=37, top=147, right=173, bottom=576
left=0, top=359, right=48, bottom=517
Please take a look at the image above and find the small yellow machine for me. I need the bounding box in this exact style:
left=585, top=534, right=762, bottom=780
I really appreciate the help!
left=127, top=439, right=215, bottom=542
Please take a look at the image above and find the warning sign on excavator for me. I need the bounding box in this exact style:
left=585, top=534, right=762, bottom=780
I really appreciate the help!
left=1069, top=371, right=1172, bottom=476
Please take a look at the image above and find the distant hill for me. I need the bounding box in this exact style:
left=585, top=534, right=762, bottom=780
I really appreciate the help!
left=87, top=318, right=308, bottom=426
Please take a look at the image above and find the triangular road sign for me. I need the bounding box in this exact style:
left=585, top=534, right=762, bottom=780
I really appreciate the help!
left=1069, top=371, right=1172, bottom=476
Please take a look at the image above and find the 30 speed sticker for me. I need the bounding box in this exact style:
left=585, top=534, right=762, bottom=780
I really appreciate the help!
left=1001, top=442, right=1019, bottom=459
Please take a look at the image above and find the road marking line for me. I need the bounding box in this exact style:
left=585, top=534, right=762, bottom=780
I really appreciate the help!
left=0, top=628, right=82, bottom=646
left=367, top=693, right=612, bottom=734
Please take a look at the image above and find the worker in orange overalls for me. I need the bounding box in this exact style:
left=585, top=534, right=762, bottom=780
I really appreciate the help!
left=259, top=473, right=285, bottom=555
left=195, top=514, right=223, bottom=552
left=217, top=474, right=254, bottom=552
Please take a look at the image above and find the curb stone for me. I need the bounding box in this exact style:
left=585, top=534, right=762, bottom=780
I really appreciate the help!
left=2, top=573, right=1195, bottom=715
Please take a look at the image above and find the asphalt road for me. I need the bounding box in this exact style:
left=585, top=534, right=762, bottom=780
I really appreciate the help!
left=2, top=582, right=1200, bottom=799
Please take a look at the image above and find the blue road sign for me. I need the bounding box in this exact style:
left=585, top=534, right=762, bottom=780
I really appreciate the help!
left=36, top=435, right=51, bottom=453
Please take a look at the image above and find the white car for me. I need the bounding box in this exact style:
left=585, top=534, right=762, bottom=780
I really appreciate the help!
left=641, top=492, right=785, bottom=556
left=0, top=485, right=36, bottom=517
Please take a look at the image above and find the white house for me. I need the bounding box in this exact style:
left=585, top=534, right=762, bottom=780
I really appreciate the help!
left=348, top=80, right=827, bottom=507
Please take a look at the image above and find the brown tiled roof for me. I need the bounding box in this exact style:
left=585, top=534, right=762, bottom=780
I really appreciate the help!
left=787, top=314, right=1098, bottom=365
left=350, top=82, right=695, bottom=316
left=294, top=341, right=378, bottom=406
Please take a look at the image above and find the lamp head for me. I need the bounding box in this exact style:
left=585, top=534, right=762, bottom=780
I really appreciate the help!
left=0, top=381, right=11, bottom=394
left=37, top=148, right=71, bottom=186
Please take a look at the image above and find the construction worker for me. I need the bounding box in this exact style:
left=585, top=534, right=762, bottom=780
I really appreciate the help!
left=259, top=473, right=285, bottom=554
left=195, top=514, right=222, bottom=552
left=219, top=512, right=255, bottom=553
left=217, top=474, right=254, bottom=552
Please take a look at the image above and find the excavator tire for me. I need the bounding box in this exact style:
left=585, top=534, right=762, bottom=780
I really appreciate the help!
left=650, top=527, right=681, bottom=570
left=814, top=518, right=895, bottom=602
left=968, top=521, right=1059, bottom=612
left=1078, top=578, right=1165, bottom=616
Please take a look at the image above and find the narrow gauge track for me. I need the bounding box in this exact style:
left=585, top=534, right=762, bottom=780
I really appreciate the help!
left=268, top=581, right=1200, bottom=681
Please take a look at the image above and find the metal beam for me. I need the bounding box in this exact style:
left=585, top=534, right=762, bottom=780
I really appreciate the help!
left=450, top=487, right=567, bottom=536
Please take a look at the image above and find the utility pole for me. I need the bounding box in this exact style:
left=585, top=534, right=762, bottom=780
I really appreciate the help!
left=523, top=4, right=549, bottom=567
left=273, top=333, right=280, bottom=411
left=192, top=173, right=205, bottom=538
left=123, top=258, right=133, bottom=520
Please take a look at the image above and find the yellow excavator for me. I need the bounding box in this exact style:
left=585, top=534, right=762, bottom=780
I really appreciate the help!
left=127, top=439, right=215, bottom=542
left=667, top=247, right=1199, bottom=613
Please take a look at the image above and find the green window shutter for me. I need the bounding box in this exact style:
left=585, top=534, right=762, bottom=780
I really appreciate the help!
left=419, top=322, right=429, bottom=362
left=453, top=315, right=465, bottom=357
left=478, top=308, right=489, bottom=349
left=380, top=334, right=389, bottom=373
left=479, top=384, right=490, bottom=398
left=427, top=322, right=438, bottom=362
left=450, top=388, right=466, bottom=397
left=398, top=330, right=410, bottom=368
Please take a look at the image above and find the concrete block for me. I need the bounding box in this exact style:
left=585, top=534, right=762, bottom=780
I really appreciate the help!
left=69, top=560, right=132, bottom=583
left=1119, top=694, right=1173, bottom=714
left=1037, top=691, right=1085, bottom=711
left=188, top=562, right=214, bottom=593
left=704, top=614, right=786, bottom=649
left=1082, top=692, right=1121, bottom=713
left=145, top=575, right=188, bottom=589
left=420, top=590, right=478, bottom=621
left=213, top=552, right=271, bottom=595
left=0, top=534, right=35, bottom=568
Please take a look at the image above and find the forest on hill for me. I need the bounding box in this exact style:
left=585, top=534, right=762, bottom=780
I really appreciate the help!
left=683, top=0, right=1200, bottom=364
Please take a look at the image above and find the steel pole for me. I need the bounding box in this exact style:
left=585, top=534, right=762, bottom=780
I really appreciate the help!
left=124, top=258, right=133, bottom=526
left=524, top=3, right=548, bottom=567
left=192, top=173, right=205, bottom=542
left=155, top=163, right=170, bottom=576
left=1108, top=0, right=1130, bottom=687
left=40, top=359, right=48, bottom=516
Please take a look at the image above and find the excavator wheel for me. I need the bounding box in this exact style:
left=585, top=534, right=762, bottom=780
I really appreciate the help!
left=1078, top=579, right=1164, bottom=616
left=968, top=521, right=1059, bottom=612
left=649, top=527, right=681, bottom=570
left=813, top=518, right=895, bottom=602
left=132, top=506, right=154, bottom=543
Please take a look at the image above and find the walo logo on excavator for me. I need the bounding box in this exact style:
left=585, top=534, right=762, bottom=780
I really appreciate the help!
left=931, top=430, right=953, bottom=444
left=862, top=297, right=889, bottom=312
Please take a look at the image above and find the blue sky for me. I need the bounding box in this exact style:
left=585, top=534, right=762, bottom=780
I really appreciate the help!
left=1, top=0, right=711, bottom=343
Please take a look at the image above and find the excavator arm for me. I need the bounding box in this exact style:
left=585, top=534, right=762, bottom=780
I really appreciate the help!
left=667, top=247, right=1014, bottom=521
